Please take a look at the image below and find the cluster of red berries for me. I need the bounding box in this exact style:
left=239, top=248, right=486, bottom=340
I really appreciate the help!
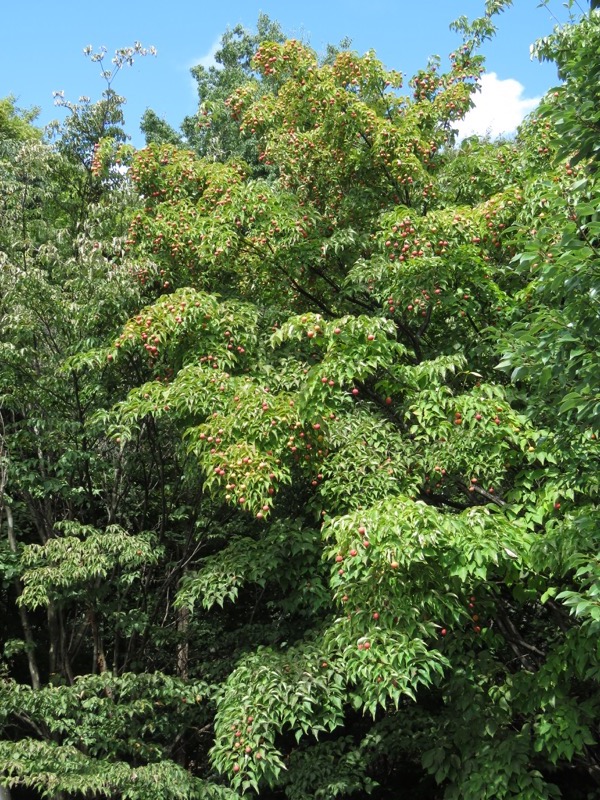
left=440, top=595, right=483, bottom=637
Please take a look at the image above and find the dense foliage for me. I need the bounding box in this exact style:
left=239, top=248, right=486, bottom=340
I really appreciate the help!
left=1, top=3, right=599, bottom=798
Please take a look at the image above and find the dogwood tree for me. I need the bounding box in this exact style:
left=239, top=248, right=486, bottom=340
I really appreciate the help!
left=1, top=3, right=598, bottom=799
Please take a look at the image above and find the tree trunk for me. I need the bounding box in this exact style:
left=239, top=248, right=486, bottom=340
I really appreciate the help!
left=6, top=506, right=41, bottom=690
left=176, top=604, right=190, bottom=681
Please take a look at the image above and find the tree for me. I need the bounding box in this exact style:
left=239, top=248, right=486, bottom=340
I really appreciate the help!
left=140, top=108, right=183, bottom=147
left=1, top=4, right=599, bottom=799
left=140, top=13, right=285, bottom=165
left=0, top=97, right=41, bottom=142
left=0, top=47, right=199, bottom=799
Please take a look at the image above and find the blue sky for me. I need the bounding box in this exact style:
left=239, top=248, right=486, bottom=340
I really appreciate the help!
left=1, top=1, right=574, bottom=147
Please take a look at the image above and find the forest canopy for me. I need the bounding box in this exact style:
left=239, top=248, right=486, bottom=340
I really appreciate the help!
left=0, top=2, right=599, bottom=798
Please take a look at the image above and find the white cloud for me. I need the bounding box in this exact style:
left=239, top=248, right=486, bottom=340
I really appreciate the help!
left=455, top=72, right=541, bottom=140
left=186, top=38, right=222, bottom=103
left=189, top=38, right=222, bottom=72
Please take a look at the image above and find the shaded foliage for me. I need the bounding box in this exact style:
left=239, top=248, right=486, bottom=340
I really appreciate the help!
left=1, top=5, right=599, bottom=800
